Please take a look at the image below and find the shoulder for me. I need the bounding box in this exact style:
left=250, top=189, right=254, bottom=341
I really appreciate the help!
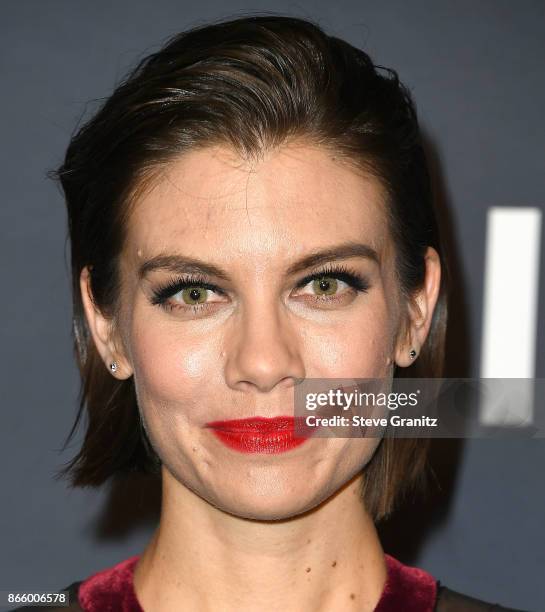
left=435, top=583, right=530, bottom=612
left=6, top=555, right=141, bottom=612
left=382, top=555, right=529, bottom=612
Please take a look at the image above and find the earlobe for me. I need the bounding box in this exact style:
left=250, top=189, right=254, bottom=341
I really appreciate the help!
left=394, top=344, right=420, bottom=368
left=79, top=266, right=133, bottom=379
left=393, top=313, right=418, bottom=368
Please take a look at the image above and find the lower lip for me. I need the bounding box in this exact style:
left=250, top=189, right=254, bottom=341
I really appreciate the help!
left=204, top=416, right=312, bottom=454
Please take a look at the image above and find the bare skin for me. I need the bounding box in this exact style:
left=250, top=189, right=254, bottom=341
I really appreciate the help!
left=81, top=141, right=441, bottom=611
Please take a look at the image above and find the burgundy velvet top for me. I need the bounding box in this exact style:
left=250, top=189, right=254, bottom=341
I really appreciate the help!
left=77, top=553, right=437, bottom=611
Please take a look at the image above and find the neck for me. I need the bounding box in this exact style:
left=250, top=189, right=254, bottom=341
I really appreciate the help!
left=134, top=468, right=387, bottom=612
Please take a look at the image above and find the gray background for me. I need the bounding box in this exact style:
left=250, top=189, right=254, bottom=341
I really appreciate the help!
left=1, top=1, right=544, bottom=610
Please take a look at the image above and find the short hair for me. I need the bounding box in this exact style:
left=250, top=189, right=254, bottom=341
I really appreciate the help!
left=52, top=15, right=448, bottom=521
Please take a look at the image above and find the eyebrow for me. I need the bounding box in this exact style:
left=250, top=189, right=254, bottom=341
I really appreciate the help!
left=138, top=241, right=380, bottom=281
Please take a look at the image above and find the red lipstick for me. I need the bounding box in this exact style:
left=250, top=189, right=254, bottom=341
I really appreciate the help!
left=204, top=416, right=311, bottom=454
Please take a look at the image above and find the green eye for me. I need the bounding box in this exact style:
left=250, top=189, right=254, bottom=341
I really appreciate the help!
left=312, top=276, right=338, bottom=296
left=181, top=287, right=208, bottom=305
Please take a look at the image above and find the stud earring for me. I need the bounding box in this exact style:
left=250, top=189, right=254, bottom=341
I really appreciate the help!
left=409, top=349, right=417, bottom=360
left=110, top=361, right=118, bottom=373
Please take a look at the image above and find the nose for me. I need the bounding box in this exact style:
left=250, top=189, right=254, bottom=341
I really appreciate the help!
left=223, top=300, right=306, bottom=393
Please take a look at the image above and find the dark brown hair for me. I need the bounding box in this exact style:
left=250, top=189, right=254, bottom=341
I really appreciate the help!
left=53, top=15, right=448, bottom=521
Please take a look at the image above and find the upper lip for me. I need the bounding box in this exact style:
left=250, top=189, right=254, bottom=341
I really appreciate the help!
left=204, top=416, right=304, bottom=433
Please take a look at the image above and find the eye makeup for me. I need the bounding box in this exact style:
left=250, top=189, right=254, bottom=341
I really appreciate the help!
left=148, top=263, right=371, bottom=314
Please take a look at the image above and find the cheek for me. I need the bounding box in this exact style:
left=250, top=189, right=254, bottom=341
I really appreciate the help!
left=304, top=294, right=396, bottom=378
left=128, top=319, right=219, bottom=416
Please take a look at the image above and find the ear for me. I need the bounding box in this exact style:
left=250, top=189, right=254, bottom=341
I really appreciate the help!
left=79, top=266, right=133, bottom=379
left=394, top=246, right=441, bottom=367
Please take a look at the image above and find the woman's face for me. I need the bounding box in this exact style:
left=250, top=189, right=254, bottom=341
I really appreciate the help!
left=109, top=142, right=415, bottom=520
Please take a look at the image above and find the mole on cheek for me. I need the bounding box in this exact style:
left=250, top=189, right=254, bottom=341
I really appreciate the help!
left=305, top=567, right=311, bottom=573
left=331, top=560, right=337, bottom=567
left=350, top=593, right=356, bottom=600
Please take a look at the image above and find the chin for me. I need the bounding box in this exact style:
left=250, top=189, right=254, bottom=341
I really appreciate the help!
left=214, top=494, right=323, bottom=522
left=204, top=474, right=337, bottom=522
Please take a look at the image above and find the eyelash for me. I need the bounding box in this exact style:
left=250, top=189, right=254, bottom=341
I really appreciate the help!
left=150, top=264, right=370, bottom=314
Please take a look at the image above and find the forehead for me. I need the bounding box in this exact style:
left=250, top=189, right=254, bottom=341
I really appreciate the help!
left=125, top=143, right=390, bottom=267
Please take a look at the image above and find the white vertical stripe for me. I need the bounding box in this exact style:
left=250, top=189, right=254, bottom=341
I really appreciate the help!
left=480, top=207, right=542, bottom=424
